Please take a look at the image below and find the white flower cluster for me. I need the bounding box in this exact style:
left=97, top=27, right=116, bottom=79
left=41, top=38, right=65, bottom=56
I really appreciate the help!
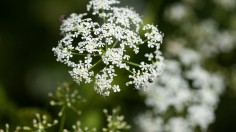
left=190, top=19, right=236, bottom=57
left=164, top=3, right=236, bottom=58
left=164, top=3, right=191, bottom=23
left=137, top=1, right=232, bottom=132
left=53, top=0, right=164, bottom=96
left=166, top=39, right=203, bottom=66
left=136, top=53, right=225, bottom=132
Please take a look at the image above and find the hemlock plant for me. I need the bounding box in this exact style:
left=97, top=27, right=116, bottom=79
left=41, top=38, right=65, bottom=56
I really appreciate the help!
left=52, top=0, right=164, bottom=96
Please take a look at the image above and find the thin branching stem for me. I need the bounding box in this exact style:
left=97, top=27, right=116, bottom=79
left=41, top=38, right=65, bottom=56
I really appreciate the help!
left=112, top=40, right=119, bottom=48
left=124, top=61, right=140, bottom=67
left=89, top=59, right=102, bottom=70
left=59, top=108, right=66, bottom=132
left=72, top=52, right=100, bottom=56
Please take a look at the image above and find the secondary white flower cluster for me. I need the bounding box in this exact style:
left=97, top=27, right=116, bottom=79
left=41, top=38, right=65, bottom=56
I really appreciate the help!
left=190, top=19, right=236, bottom=57
left=136, top=1, right=233, bottom=132
left=136, top=51, right=225, bottom=132
left=164, top=3, right=191, bottom=24
left=53, top=0, right=164, bottom=96
left=164, top=2, right=236, bottom=58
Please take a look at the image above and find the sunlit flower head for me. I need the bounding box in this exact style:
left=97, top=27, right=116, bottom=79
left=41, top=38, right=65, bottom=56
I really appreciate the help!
left=53, top=0, right=164, bottom=96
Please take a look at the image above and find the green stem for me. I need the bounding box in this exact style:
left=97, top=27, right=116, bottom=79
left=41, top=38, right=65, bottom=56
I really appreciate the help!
left=143, top=39, right=149, bottom=43
left=102, top=9, right=106, bottom=23
left=89, top=59, right=102, bottom=70
left=59, top=108, right=66, bottom=132
left=6, top=124, right=9, bottom=132
left=137, top=39, right=148, bottom=46
left=106, top=43, right=108, bottom=51
left=127, top=69, right=134, bottom=74
left=100, top=48, right=106, bottom=54
left=112, top=40, right=119, bottom=48
left=124, top=61, right=140, bottom=67
left=71, top=52, right=100, bottom=56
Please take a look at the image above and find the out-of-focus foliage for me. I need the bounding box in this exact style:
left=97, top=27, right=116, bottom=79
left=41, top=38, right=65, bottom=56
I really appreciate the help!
left=0, top=84, right=16, bottom=126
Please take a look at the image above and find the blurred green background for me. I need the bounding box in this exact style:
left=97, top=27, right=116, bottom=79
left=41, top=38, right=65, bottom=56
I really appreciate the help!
left=0, top=0, right=236, bottom=131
